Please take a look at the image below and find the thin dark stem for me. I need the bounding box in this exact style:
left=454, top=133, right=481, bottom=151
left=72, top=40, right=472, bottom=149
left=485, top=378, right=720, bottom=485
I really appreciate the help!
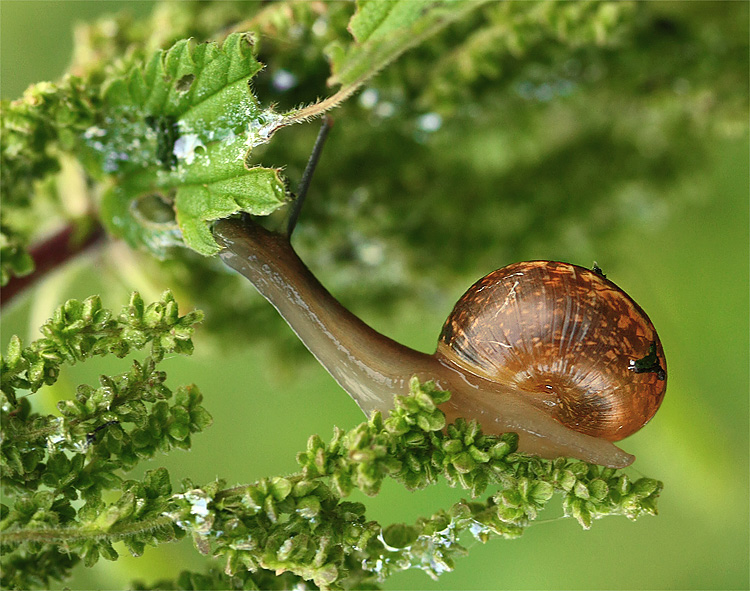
left=286, top=115, right=334, bottom=238
left=1, top=221, right=106, bottom=308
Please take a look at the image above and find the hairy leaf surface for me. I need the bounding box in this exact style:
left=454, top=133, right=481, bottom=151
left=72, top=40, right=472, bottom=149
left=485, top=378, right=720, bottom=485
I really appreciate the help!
left=326, top=0, right=491, bottom=89
left=86, top=33, right=287, bottom=256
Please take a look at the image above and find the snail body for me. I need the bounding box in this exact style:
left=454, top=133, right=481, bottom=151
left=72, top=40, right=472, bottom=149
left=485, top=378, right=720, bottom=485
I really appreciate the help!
left=213, top=218, right=666, bottom=468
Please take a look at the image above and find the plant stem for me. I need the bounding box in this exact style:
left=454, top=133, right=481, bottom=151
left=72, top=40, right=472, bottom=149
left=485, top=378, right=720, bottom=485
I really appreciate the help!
left=1, top=221, right=105, bottom=309
left=0, top=514, right=174, bottom=545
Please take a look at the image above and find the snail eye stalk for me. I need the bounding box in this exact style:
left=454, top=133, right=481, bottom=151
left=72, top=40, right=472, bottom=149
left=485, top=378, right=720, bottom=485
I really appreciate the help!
left=286, top=115, right=334, bottom=238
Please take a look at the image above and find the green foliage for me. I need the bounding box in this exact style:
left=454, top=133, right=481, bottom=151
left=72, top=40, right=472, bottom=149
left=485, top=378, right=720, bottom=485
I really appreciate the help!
left=0, top=0, right=499, bottom=283
left=163, top=379, right=661, bottom=589
left=7, top=0, right=742, bottom=588
left=132, top=567, right=307, bottom=591
left=119, top=0, right=747, bottom=356
left=0, top=77, right=97, bottom=285
left=0, top=292, right=209, bottom=590
left=1, top=291, right=202, bottom=402
left=91, top=32, right=288, bottom=256
left=0, top=234, right=34, bottom=285
left=326, top=0, right=490, bottom=90
left=4, top=0, right=745, bottom=326
left=1, top=331, right=661, bottom=590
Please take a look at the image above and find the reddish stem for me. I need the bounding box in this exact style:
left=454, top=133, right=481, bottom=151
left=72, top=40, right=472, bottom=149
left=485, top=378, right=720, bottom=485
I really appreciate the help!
left=1, top=223, right=106, bottom=308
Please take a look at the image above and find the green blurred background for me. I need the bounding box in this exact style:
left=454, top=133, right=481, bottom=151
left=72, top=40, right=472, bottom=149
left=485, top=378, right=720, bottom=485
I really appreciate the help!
left=2, top=2, right=748, bottom=589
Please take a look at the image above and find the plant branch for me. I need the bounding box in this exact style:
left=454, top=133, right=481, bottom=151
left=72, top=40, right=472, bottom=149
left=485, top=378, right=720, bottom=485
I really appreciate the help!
left=0, top=514, right=175, bottom=545
left=1, top=221, right=105, bottom=309
left=165, top=380, right=663, bottom=588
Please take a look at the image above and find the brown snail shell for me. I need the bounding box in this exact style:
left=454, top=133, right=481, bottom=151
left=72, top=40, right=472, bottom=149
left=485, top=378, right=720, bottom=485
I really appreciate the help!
left=437, top=261, right=667, bottom=441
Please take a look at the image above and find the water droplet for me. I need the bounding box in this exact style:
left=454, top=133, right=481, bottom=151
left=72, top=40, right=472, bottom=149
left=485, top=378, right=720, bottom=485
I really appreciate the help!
left=359, top=88, right=379, bottom=109
left=173, top=133, right=205, bottom=165
left=417, top=112, right=442, bottom=133
left=312, top=16, right=328, bottom=37
left=83, top=126, right=106, bottom=139
left=374, top=101, right=395, bottom=118
left=359, top=242, right=384, bottom=266
left=272, top=69, right=298, bottom=92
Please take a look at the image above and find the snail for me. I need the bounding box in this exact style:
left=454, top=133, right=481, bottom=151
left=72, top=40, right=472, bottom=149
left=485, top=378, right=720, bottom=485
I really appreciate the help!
left=212, top=218, right=666, bottom=468
left=212, top=120, right=666, bottom=468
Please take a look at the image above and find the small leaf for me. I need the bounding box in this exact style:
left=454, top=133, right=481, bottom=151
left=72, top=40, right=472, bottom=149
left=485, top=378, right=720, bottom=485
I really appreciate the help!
left=144, top=468, right=172, bottom=497
left=573, top=481, right=591, bottom=500
left=632, top=478, right=660, bottom=499
left=589, top=479, right=609, bottom=501
left=296, top=496, right=321, bottom=519
left=87, top=33, right=288, bottom=258
left=270, top=477, right=292, bottom=501
left=451, top=452, right=476, bottom=474
left=530, top=481, right=554, bottom=505
left=328, top=0, right=491, bottom=88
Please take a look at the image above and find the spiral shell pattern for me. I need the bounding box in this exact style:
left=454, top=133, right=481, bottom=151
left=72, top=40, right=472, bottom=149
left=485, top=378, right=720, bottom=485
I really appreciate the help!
left=436, top=261, right=666, bottom=441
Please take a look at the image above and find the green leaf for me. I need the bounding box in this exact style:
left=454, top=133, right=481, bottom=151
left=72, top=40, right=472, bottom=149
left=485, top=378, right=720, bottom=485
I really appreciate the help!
left=173, top=167, right=286, bottom=255
left=0, top=233, right=34, bottom=286
left=270, top=478, right=292, bottom=501
left=296, top=496, right=321, bottom=519
left=529, top=481, right=554, bottom=506
left=86, top=33, right=288, bottom=257
left=327, top=0, right=491, bottom=89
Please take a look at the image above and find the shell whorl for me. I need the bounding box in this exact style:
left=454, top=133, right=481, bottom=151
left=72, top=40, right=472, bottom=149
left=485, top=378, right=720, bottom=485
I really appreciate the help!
left=436, top=261, right=666, bottom=441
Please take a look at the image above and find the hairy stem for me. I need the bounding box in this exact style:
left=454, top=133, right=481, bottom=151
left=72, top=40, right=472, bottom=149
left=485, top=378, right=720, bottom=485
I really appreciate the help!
left=0, top=514, right=174, bottom=545
left=273, top=87, right=358, bottom=132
